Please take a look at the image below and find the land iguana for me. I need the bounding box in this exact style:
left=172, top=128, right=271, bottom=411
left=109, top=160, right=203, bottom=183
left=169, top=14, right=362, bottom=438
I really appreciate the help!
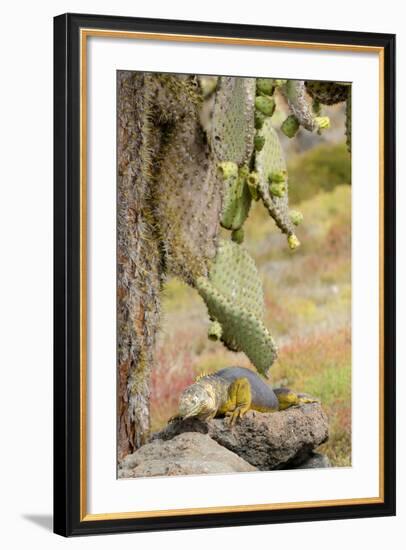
left=174, top=366, right=319, bottom=425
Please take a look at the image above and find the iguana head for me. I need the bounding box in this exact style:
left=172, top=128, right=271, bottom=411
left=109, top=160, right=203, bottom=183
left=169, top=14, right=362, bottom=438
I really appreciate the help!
left=178, top=383, right=215, bottom=420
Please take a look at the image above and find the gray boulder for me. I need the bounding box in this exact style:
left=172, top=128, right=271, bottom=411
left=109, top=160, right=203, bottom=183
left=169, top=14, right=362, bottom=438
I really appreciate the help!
left=118, top=432, right=257, bottom=478
left=154, top=403, right=328, bottom=470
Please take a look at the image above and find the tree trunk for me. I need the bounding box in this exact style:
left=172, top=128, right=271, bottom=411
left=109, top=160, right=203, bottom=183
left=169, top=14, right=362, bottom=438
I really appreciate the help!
left=117, top=72, right=162, bottom=460
left=116, top=72, right=223, bottom=459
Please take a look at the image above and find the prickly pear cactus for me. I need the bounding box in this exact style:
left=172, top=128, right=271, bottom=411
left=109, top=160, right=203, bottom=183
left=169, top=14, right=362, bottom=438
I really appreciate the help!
left=218, top=162, right=252, bottom=233
left=211, top=77, right=257, bottom=242
left=117, top=70, right=348, bottom=454
left=152, top=75, right=223, bottom=285
left=211, top=77, right=256, bottom=164
left=254, top=118, right=300, bottom=248
left=281, top=80, right=332, bottom=136
left=117, top=72, right=163, bottom=456
left=117, top=73, right=222, bottom=454
left=304, top=80, right=351, bottom=152
left=281, top=80, right=317, bottom=132
left=305, top=80, right=349, bottom=105
left=196, top=240, right=278, bottom=376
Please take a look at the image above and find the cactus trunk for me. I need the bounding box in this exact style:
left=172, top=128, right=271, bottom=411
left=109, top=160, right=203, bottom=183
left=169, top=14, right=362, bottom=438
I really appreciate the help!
left=117, top=72, right=163, bottom=458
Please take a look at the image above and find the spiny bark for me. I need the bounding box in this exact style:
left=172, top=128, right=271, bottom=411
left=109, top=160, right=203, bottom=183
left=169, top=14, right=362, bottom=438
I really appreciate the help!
left=117, top=72, right=162, bottom=459
left=117, top=73, right=223, bottom=458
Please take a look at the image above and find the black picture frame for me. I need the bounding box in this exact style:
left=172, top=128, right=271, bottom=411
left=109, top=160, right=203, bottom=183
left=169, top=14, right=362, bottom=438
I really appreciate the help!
left=54, top=12, right=396, bottom=537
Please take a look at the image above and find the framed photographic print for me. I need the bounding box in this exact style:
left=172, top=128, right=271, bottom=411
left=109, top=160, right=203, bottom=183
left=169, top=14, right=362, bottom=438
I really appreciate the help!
left=53, top=13, right=396, bottom=536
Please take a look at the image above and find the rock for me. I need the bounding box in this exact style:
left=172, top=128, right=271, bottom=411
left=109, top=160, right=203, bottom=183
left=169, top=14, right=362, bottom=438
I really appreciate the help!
left=118, top=432, right=257, bottom=478
left=154, top=403, right=328, bottom=470
left=295, top=452, right=331, bottom=469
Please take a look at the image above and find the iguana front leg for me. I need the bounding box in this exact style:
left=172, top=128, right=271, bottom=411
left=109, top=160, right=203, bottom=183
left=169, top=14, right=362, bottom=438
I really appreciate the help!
left=221, top=377, right=252, bottom=426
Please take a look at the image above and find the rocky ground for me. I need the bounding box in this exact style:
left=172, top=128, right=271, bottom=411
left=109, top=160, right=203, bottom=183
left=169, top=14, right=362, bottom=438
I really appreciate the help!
left=119, top=403, right=330, bottom=478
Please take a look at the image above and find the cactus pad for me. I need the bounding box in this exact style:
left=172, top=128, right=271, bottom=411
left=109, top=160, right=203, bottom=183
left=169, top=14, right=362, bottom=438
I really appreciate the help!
left=196, top=240, right=278, bottom=375
left=305, top=80, right=349, bottom=105
left=281, top=80, right=316, bottom=132
left=153, top=75, right=223, bottom=285
left=254, top=119, right=297, bottom=243
left=211, top=77, right=256, bottom=165
left=219, top=163, right=252, bottom=231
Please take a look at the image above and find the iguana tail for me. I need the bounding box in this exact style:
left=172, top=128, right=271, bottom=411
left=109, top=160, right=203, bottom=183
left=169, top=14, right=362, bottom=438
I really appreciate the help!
left=273, top=387, right=320, bottom=411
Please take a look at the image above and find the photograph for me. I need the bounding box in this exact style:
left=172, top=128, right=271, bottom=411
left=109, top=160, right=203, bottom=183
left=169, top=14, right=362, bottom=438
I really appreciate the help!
left=0, top=1, right=399, bottom=545
left=52, top=13, right=395, bottom=535
left=116, top=72, right=352, bottom=478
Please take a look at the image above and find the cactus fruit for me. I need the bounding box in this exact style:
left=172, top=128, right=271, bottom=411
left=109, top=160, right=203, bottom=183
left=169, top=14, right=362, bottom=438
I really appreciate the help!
left=255, top=110, right=266, bottom=129
left=255, top=95, right=276, bottom=117
left=256, top=78, right=275, bottom=96
left=273, top=79, right=287, bottom=87
left=218, top=161, right=238, bottom=180
left=269, top=182, right=287, bottom=198
left=247, top=171, right=260, bottom=200
left=268, top=171, right=287, bottom=184
left=289, top=210, right=304, bottom=226
left=315, top=116, right=331, bottom=130
left=211, top=77, right=256, bottom=165
left=255, top=118, right=298, bottom=244
left=208, top=320, right=223, bottom=340
left=305, top=80, right=349, bottom=105
left=281, top=115, right=300, bottom=138
left=196, top=240, right=278, bottom=375
left=288, top=234, right=300, bottom=250
left=254, top=135, right=266, bottom=151
left=231, top=227, right=245, bottom=243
